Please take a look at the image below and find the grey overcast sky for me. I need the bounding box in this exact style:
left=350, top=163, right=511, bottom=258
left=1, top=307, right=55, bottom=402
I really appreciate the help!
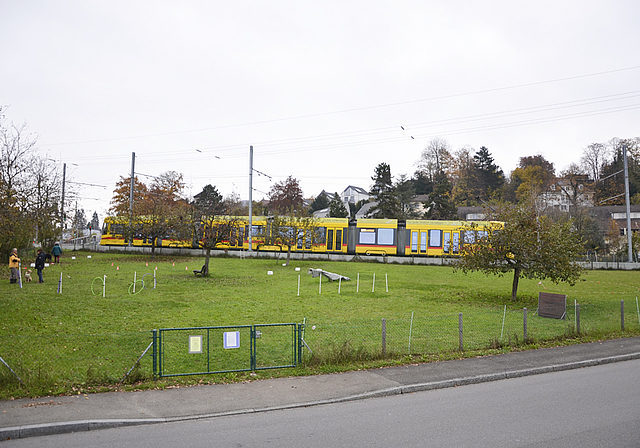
left=1, top=1, right=639, bottom=219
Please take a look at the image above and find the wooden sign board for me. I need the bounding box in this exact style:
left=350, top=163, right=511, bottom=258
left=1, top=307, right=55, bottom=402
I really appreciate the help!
left=538, top=292, right=567, bottom=319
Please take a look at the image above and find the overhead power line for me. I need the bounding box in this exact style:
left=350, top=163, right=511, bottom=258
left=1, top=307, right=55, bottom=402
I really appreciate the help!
left=42, top=64, right=640, bottom=147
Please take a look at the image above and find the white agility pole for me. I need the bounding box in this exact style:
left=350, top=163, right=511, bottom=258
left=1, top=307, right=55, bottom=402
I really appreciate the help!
left=500, top=305, right=507, bottom=340
left=372, top=273, right=376, bottom=293
left=18, top=262, right=22, bottom=289
left=357, top=273, right=360, bottom=292
left=57, top=272, right=63, bottom=294
left=103, top=275, right=107, bottom=298
left=133, top=271, right=137, bottom=294
left=338, top=277, right=342, bottom=294
left=385, top=274, right=388, bottom=292
left=319, top=273, right=322, bottom=294
left=297, top=274, right=300, bottom=296
left=154, top=269, right=157, bottom=289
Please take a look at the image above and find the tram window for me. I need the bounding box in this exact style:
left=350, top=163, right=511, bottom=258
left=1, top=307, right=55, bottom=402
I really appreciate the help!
left=305, top=234, right=312, bottom=249
left=297, top=229, right=304, bottom=249
left=359, top=229, right=376, bottom=244
left=420, top=231, right=427, bottom=252
left=251, top=225, right=262, bottom=236
left=429, top=229, right=442, bottom=247
left=477, top=231, right=488, bottom=240
left=463, top=231, right=475, bottom=244
left=378, top=228, right=394, bottom=245
left=443, top=232, right=451, bottom=252
left=452, top=233, right=459, bottom=253
left=411, top=232, right=418, bottom=252
left=336, top=229, right=342, bottom=250
left=112, top=224, right=125, bottom=236
left=327, top=229, right=334, bottom=250
left=317, top=227, right=326, bottom=244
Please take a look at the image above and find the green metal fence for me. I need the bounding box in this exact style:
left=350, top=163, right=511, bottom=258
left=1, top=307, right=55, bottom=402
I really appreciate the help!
left=153, top=323, right=303, bottom=378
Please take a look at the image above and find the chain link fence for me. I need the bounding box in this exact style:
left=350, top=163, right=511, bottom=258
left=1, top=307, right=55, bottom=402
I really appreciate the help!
left=0, top=332, right=153, bottom=394
left=303, top=299, right=640, bottom=363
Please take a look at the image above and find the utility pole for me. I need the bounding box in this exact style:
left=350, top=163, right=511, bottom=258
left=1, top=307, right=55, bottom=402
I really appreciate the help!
left=623, top=144, right=633, bottom=262
left=248, top=146, right=253, bottom=252
left=61, top=163, right=66, bottom=242
left=129, top=152, right=135, bottom=247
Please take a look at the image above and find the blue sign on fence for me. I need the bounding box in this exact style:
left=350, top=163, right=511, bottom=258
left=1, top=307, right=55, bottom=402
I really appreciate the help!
left=223, top=331, right=240, bottom=349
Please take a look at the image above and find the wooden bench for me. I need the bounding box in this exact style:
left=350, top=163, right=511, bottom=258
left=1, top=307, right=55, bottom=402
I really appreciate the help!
left=193, top=265, right=208, bottom=276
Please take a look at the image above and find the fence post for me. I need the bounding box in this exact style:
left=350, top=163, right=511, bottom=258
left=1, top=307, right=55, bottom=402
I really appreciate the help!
left=621, top=300, right=625, bottom=332
left=152, top=329, right=158, bottom=379
left=576, top=304, right=581, bottom=335
left=458, top=313, right=463, bottom=351
left=523, top=308, right=528, bottom=341
left=381, top=318, right=386, bottom=357
left=250, top=327, right=257, bottom=371
left=299, top=323, right=304, bottom=364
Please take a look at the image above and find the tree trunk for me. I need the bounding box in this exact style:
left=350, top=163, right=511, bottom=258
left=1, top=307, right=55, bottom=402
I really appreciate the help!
left=204, top=248, right=211, bottom=276
left=511, top=267, right=521, bottom=301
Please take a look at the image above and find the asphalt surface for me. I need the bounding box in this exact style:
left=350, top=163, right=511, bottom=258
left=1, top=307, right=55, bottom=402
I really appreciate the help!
left=2, top=337, right=640, bottom=441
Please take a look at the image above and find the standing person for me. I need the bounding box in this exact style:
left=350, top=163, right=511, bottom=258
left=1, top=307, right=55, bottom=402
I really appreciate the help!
left=35, top=248, right=46, bottom=283
left=51, top=242, right=62, bottom=264
left=8, top=248, right=20, bottom=284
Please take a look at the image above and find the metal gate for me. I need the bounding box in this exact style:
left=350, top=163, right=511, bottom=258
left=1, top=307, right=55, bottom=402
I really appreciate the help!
left=153, top=323, right=302, bottom=378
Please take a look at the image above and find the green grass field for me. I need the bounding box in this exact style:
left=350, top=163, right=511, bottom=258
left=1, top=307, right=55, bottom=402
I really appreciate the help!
left=1, top=250, right=639, bottom=399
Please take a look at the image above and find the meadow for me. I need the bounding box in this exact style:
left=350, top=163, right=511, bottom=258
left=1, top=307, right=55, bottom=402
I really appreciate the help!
left=1, top=250, right=639, bottom=399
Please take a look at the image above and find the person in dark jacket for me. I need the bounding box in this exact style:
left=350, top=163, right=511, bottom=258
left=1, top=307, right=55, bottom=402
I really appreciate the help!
left=51, top=243, right=62, bottom=264
left=35, top=248, right=46, bottom=283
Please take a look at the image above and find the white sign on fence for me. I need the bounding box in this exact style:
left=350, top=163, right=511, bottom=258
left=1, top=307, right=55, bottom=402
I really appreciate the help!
left=189, top=335, right=203, bottom=353
left=224, top=331, right=240, bottom=349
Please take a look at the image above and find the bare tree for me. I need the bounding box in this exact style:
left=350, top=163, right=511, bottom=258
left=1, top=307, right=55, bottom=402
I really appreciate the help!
left=580, top=142, right=610, bottom=181
left=417, top=137, right=452, bottom=182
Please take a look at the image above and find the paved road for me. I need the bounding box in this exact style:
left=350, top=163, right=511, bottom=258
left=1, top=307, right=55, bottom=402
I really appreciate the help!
left=2, top=337, right=640, bottom=442
left=5, top=360, right=640, bottom=447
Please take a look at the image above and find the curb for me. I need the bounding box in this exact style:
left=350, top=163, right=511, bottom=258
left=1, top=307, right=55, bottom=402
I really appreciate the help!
left=3, top=352, right=640, bottom=441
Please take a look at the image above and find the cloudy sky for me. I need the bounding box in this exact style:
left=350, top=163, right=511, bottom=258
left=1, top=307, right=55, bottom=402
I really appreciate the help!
left=2, top=1, right=639, bottom=220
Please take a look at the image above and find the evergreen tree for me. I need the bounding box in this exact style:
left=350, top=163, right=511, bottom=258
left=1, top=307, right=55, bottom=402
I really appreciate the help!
left=473, top=146, right=504, bottom=200
left=368, top=162, right=397, bottom=218
left=309, top=192, right=330, bottom=213
left=328, top=192, right=349, bottom=218
left=90, top=212, right=100, bottom=231
left=193, top=184, right=224, bottom=216
left=423, top=172, right=457, bottom=220
left=394, top=174, right=420, bottom=219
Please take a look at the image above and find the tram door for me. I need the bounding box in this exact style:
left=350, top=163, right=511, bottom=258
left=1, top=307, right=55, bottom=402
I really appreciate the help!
left=326, top=228, right=343, bottom=252
left=410, top=231, right=427, bottom=254
left=443, top=232, right=460, bottom=254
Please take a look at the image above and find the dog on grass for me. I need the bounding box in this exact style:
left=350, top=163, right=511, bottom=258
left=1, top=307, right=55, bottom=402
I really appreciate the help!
left=25, top=270, right=32, bottom=282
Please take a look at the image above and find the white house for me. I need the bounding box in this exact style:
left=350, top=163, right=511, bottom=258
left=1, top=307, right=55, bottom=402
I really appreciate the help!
left=341, top=186, right=369, bottom=204
left=539, top=177, right=594, bottom=211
